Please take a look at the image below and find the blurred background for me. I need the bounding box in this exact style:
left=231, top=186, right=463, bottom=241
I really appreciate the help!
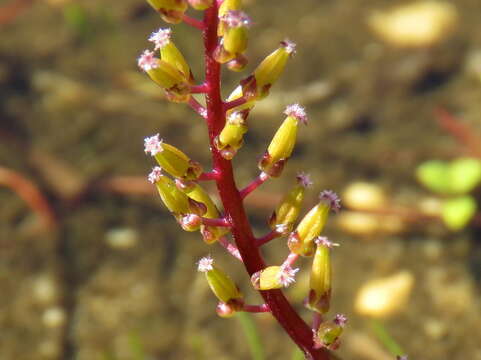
left=1, top=0, right=481, bottom=359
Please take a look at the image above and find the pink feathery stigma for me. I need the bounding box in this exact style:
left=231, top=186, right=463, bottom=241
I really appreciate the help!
left=281, top=39, right=297, bottom=55
left=296, top=172, right=313, bottom=187
left=278, top=264, right=299, bottom=287
left=221, top=10, right=251, bottom=28
left=148, top=166, right=163, bottom=184
left=319, top=190, right=341, bottom=213
left=148, top=28, right=172, bottom=50
left=315, top=236, right=339, bottom=248
left=334, top=314, right=348, bottom=327
left=144, top=134, right=163, bottom=156
left=197, top=256, right=214, bottom=272
left=285, top=103, right=308, bottom=125
left=137, top=49, right=159, bottom=72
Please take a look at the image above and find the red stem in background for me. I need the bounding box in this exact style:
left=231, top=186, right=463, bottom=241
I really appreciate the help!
left=435, top=107, right=481, bottom=157
left=202, top=5, right=330, bottom=359
left=0, top=166, right=56, bottom=230
left=0, top=0, right=34, bottom=26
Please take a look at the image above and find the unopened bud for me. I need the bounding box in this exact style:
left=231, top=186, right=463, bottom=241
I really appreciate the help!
left=258, top=104, right=307, bottom=177
left=215, top=111, right=248, bottom=159
left=269, top=172, right=311, bottom=231
left=188, top=0, right=213, bottom=10
left=144, top=134, right=203, bottom=180
left=288, top=190, right=340, bottom=256
left=198, top=256, right=244, bottom=306
left=251, top=264, right=299, bottom=290
left=146, top=0, right=188, bottom=24
left=307, top=237, right=338, bottom=314
left=313, top=314, right=347, bottom=350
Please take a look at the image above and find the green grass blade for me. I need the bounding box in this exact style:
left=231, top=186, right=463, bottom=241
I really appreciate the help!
left=370, top=319, right=404, bottom=356
left=236, top=312, right=265, bottom=360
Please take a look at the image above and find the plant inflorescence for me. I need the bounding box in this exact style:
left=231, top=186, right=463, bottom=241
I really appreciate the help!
left=138, top=0, right=345, bottom=358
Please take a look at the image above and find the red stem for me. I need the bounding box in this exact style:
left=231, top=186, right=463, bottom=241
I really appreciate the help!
left=182, top=14, right=204, bottom=30
left=243, top=303, right=270, bottom=313
left=201, top=217, right=231, bottom=227
left=223, top=96, right=248, bottom=111
left=239, top=172, right=268, bottom=199
left=256, top=228, right=282, bottom=246
left=202, top=5, right=330, bottom=359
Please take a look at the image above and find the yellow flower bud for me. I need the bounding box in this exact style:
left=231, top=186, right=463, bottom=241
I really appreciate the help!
left=288, top=190, right=340, bottom=256
left=148, top=167, right=190, bottom=215
left=258, top=104, right=307, bottom=177
left=215, top=111, right=248, bottom=159
left=146, top=0, right=188, bottom=24
left=198, top=256, right=244, bottom=307
left=148, top=28, right=193, bottom=83
left=138, top=50, right=191, bottom=103
left=240, top=40, right=296, bottom=100
left=269, top=173, right=311, bottom=231
left=144, top=134, right=203, bottom=180
left=307, top=237, right=338, bottom=314
left=251, top=264, right=299, bottom=290
left=313, top=314, right=347, bottom=350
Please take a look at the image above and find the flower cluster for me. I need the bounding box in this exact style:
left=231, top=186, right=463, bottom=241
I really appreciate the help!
left=139, top=1, right=345, bottom=358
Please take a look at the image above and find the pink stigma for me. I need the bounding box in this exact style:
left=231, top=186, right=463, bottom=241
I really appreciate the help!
left=296, top=172, right=313, bottom=187
left=222, top=10, right=251, bottom=28
left=315, top=236, right=339, bottom=248
left=148, top=166, right=163, bottom=184
left=284, top=103, right=308, bottom=125
left=278, top=264, right=299, bottom=287
left=319, top=190, right=341, bottom=213
left=137, top=49, right=159, bottom=72
left=148, top=28, right=172, bottom=50
left=197, top=256, right=214, bottom=272
left=281, top=39, right=297, bottom=55
left=144, top=134, right=163, bottom=156
left=334, top=313, right=347, bottom=327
